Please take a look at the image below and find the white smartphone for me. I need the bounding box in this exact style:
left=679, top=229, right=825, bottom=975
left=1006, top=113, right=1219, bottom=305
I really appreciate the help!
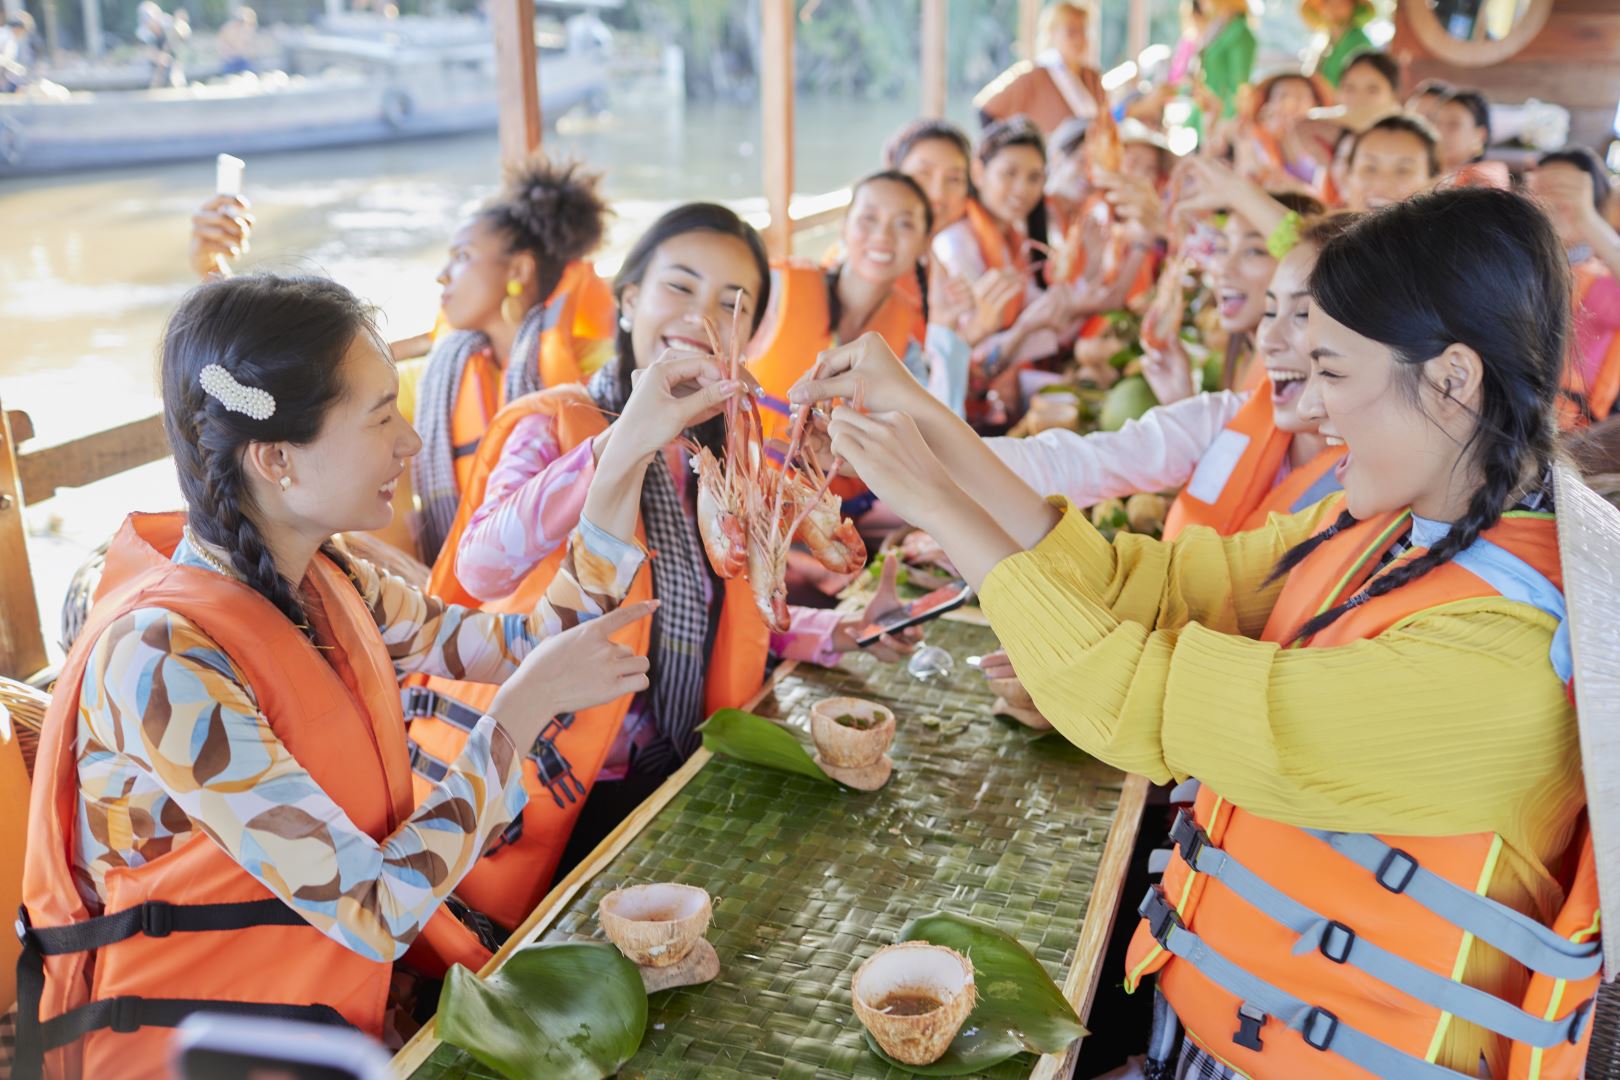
left=170, top=1013, right=391, bottom=1080
left=215, top=153, right=245, bottom=198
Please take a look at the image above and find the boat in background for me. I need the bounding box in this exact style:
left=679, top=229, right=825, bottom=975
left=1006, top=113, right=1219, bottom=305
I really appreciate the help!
left=0, top=14, right=611, bottom=178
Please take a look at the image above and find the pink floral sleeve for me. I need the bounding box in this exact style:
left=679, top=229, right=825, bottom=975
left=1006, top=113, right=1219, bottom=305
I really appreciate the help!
left=454, top=413, right=600, bottom=602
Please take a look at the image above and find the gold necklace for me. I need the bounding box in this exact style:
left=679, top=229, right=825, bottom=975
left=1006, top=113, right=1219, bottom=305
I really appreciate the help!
left=182, top=526, right=241, bottom=581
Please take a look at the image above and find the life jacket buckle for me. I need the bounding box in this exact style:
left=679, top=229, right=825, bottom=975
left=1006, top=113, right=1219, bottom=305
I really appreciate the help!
left=140, top=901, right=173, bottom=938
left=1301, top=1006, right=1339, bottom=1052
left=1375, top=847, right=1418, bottom=894
left=1233, top=1003, right=1266, bottom=1051
left=1568, top=997, right=1595, bottom=1044
left=1138, top=885, right=1182, bottom=945
left=1318, top=920, right=1355, bottom=964
left=401, top=686, right=436, bottom=720
left=109, top=996, right=142, bottom=1034
left=1168, top=810, right=1209, bottom=868
left=15, top=903, right=31, bottom=945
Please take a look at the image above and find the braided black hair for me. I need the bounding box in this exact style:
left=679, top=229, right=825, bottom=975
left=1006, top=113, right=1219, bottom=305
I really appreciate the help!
left=478, top=156, right=609, bottom=308
left=160, top=275, right=376, bottom=635
left=1271, top=187, right=1569, bottom=640
left=830, top=170, right=935, bottom=332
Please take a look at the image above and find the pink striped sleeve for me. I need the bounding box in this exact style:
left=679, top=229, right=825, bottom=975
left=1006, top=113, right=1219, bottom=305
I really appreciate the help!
left=454, top=413, right=600, bottom=602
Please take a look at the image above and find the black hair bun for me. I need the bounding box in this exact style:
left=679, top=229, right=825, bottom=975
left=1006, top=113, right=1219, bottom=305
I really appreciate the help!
left=494, top=156, right=610, bottom=266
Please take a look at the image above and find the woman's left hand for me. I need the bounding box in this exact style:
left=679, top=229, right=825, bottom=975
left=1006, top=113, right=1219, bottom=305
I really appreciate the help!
left=825, top=406, right=958, bottom=530
left=830, top=556, right=922, bottom=662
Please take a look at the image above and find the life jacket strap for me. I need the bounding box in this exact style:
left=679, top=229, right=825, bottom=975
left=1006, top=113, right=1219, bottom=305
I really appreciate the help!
left=1167, top=812, right=1594, bottom=1048
left=40, top=995, right=351, bottom=1052
left=402, top=687, right=588, bottom=818
left=12, top=899, right=326, bottom=1079
left=1138, top=885, right=1588, bottom=1080
left=1302, top=828, right=1601, bottom=981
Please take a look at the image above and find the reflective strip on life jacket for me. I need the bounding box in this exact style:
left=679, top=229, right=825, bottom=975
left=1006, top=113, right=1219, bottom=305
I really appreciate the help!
left=1137, top=885, right=1584, bottom=1080
left=1127, top=507, right=1595, bottom=1079
left=1157, top=810, right=1596, bottom=1046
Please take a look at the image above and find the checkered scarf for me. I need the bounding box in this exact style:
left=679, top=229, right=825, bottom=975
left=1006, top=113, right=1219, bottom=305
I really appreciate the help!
left=587, top=365, right=714, bottom=775
left=412, top=302, right=549, bottom=562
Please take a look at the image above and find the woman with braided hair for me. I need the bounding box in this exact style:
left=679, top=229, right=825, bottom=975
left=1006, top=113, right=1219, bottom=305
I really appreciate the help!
left=16, top=274, right=657, bottom=1079
left=790, top=187, right=1602, bottom=1079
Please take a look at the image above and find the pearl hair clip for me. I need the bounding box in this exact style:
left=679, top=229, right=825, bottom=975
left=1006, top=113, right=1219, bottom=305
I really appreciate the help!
left=199, top=364, right=276, bottom=421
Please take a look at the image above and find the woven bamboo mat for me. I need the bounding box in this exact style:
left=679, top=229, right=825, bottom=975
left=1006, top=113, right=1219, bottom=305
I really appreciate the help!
left=407, top=619, right=1130, bottom=1080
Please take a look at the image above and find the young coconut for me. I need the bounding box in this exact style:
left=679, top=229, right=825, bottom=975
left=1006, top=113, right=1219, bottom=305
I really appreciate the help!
left=852, top=942, right=977, bottom=1066
left=598, top=883, right=712, bottom=968
left=810, top=697, right=896, bottom=768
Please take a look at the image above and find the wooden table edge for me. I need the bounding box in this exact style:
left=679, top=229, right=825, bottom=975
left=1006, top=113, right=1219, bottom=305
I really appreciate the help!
left=389, top=661, right=804, bottom=1078
left=390, top=643, right=1150, bottom=1080
left=1031, top=771, right=1152, bottom=1080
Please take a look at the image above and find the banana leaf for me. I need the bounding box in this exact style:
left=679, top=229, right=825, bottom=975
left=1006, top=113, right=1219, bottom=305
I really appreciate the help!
left=699, top=707, right=838, bottom=785
left=437, top=942, right=647, bottom=1080
left=861, top=912, right=1087, bottom=1076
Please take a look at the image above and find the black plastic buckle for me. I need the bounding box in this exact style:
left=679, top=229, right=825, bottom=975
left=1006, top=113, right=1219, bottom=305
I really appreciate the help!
left=484, top=817, right=524, bottom=858
left=140, top=901, right=173, bottom=939
left=1375, top=847, right=1418, bottom=894
left=1318, top=920, right=1355, bottom=964
left=1168, top=811, right=1208, bottom=868
left=1233, top=1004, right=1266, bottom=1051
left=1568, top=998, right=1595, bottom=1044
left=1138, top=886, right=1181, bottom=944
left=1301, top=1007, right=1339, bottom=1051
left=401, top=686, right=435, bottom=720
left=109, top=996, right=141, bottom=1035
left=15, top=903, right=31, bottom=945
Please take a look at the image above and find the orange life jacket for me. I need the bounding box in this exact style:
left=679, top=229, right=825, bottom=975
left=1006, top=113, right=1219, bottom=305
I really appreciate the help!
left=1562, top=260, right=1620, bottom=429
left=748, top=261, right=926, bottom=447
left=748, top=261, right=924, bottom=510
left=444, top=260, right=616, bottom=493
left=963, top=198, right=1030, bottom=327
left=1162, top=381, right=1345, bottom=540
left=17, top=513, right=490, bottom=1080
left=1124, top=506, right=1600, bottom=1079
left=404, top=386, right=771, bottom=929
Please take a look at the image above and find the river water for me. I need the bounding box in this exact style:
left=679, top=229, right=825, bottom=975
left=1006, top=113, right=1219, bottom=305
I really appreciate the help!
left=0, top=88, right=975, bottom=659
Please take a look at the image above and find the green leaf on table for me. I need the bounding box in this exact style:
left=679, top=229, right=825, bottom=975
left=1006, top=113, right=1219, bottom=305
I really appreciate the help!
left=438, top=942, right=647, bottom=1080
left=860, top=912, right=1087, bottom=1076
left=699, top=708, right=838, bottom=785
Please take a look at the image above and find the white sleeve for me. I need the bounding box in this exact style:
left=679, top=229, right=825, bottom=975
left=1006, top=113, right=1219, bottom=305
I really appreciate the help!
left=987, top=390, right=1248, bottom=506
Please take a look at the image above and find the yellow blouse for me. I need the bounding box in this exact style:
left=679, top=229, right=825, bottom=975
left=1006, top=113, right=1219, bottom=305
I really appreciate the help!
left=978, top=499, right=1585, bottom=1074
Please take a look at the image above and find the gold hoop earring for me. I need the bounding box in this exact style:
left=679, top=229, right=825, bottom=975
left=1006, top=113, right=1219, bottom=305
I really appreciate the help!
left=501, top=279, right=526, bottom=325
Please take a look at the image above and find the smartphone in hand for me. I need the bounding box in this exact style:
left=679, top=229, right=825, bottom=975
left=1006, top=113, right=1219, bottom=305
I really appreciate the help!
left=854, top=580, right=973, bottom=648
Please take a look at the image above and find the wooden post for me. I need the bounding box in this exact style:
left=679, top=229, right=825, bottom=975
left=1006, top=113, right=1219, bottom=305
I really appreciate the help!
left=1128, top=0, right=1150, bottom=63
left=0, top=403, right=47, bottom=681
left=920, top=0, right=947, bottom=118
left=760, top=0, right=794, bottom=259
left=80, top=0, right=101, bottom=57
left=1018, top=0, right=1041, bottom=62
left=492, top=0, right=543, bottom=167
left=41, top=0, right=61, bottom=61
